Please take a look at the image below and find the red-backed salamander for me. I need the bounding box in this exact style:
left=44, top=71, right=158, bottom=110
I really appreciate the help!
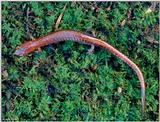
left=15, top=29, right=145, bottom=114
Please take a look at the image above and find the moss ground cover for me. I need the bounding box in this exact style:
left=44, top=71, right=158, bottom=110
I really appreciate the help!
left=1, top=1, right=159, bottom=121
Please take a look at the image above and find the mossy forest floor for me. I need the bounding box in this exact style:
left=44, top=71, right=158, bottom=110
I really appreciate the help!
left=2, top=1, right=159, bottom=121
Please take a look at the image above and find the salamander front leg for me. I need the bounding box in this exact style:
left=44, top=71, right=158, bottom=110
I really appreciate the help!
left=87, top=44, right=95, bottom=54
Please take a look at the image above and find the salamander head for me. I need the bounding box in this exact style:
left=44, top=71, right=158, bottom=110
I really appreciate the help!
left=15, top=41, right=36, bottom=56
left=15, top=47, right=27, bottom=56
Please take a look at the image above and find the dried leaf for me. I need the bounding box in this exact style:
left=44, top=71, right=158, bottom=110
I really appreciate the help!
left=54, top=3, right=67, bottom=30
left=2, top=70, right=8, bottom=79
left=145, top=36, right=159, bottom=44
left=121, top=19, right=126, bottom=27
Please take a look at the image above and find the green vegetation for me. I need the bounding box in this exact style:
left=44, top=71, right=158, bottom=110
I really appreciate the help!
left=2, top=1, right=159, bottom=121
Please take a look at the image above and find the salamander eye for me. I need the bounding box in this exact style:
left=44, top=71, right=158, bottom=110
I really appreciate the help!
left=15, top=47, right=26, bottom=56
